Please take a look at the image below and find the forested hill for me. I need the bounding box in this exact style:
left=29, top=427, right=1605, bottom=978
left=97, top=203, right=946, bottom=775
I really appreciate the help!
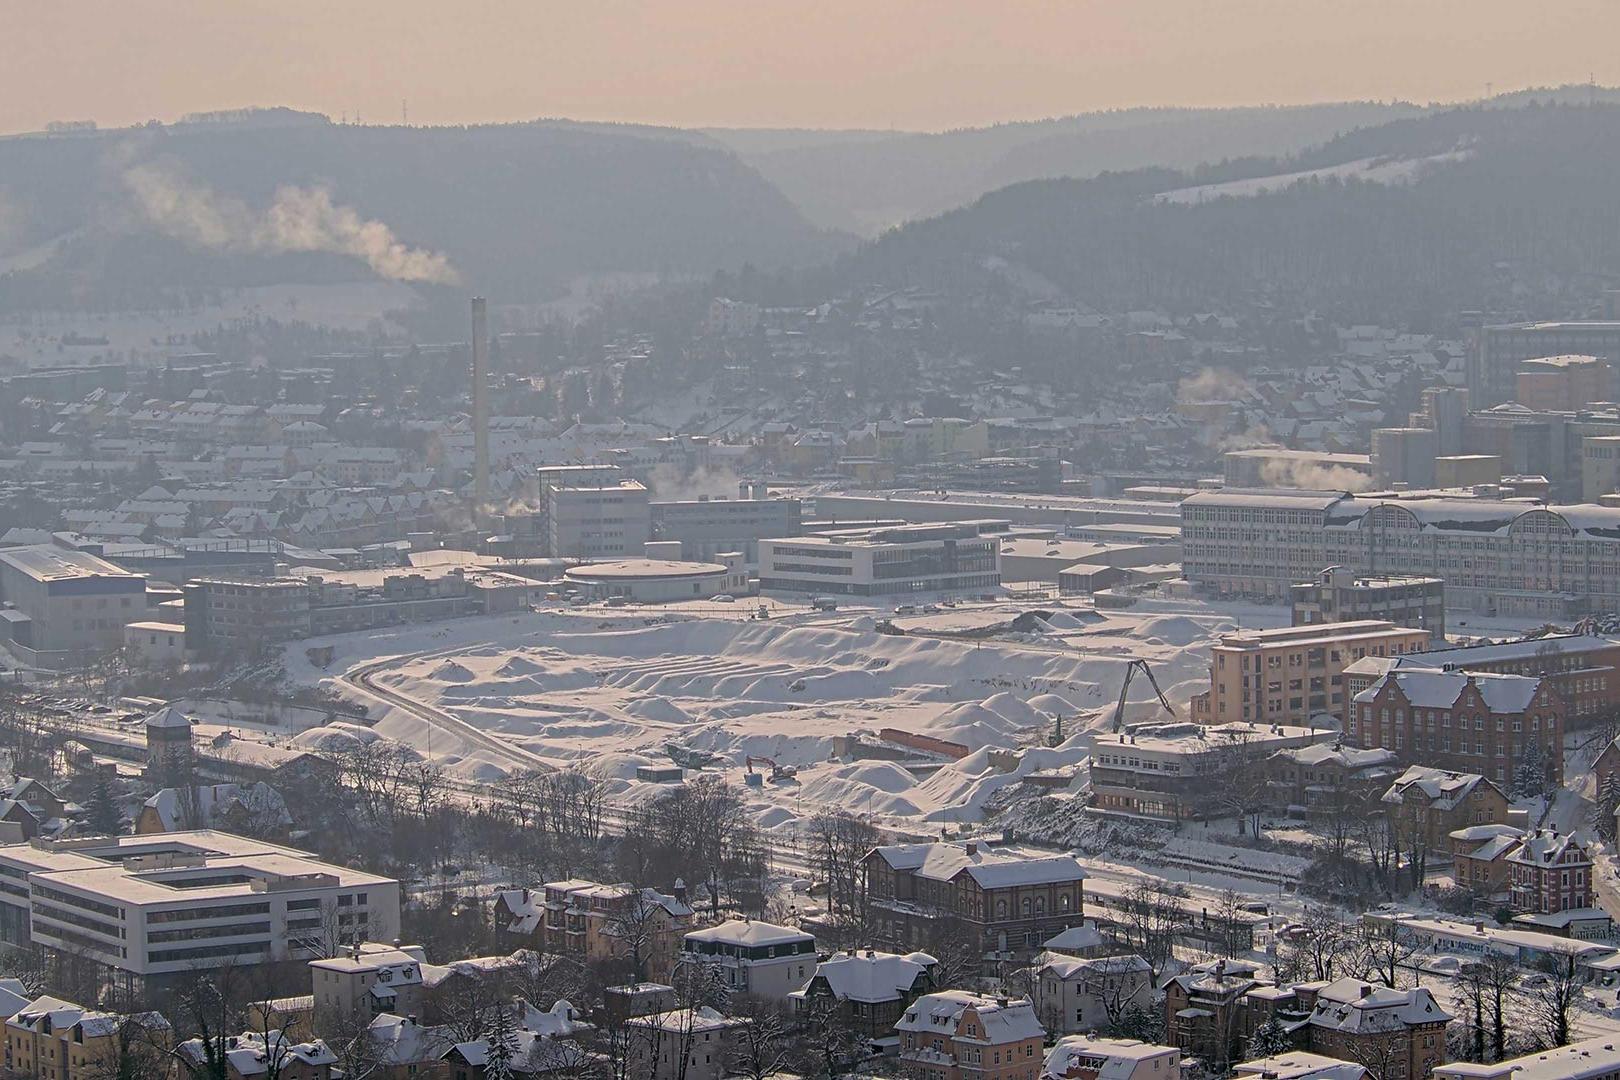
left=0, top=116, right=849, bottom=310
left=838, top=103, right=1620, bottom=325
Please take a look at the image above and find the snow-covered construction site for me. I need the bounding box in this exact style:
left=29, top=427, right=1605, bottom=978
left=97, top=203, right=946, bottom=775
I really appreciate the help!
left=284, top=601, right=1254, bottom=838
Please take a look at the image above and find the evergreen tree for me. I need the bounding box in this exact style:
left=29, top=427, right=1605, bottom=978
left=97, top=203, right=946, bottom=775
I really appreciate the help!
left=1512, top=741, right=1548, bottom=800
left=482, top=1002, right=517, bottom=1080
left=1247, top=1016, right=1292, bottom=1060
left=86, top=771, right=122, bottom=836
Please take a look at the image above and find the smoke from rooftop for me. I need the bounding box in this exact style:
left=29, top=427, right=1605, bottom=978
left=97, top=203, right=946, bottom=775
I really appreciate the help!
left=121, top=159, right=460, bottom=284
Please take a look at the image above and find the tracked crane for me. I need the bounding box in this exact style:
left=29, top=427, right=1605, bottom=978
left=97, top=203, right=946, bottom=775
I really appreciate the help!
left=1110, top=658, right=1175, bottom=733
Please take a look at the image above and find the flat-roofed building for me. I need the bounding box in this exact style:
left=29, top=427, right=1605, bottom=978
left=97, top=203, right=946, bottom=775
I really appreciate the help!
left=1436, top=1035, right=1620, bottom=1080
left=0, top=544, right=147, bottom=662
left=1291, top=567, right=1446, bottom=641
left=1223, top=448, right=1373, bottom=489
left=1181, top=488, right=1620, bottom=618
left=1090, top=721, right=1336, bottom=823
left=649, top=492, right=802, bottom=565
left=760, top=521, right=1000, bottom=596
left=0, top=831, right=398, bottom=998
left=1192, top=621, right=1430, bottom=726
left=1473, top=322, right=1620, bottom=407
left=1518, top=354, right=1613, bottom=413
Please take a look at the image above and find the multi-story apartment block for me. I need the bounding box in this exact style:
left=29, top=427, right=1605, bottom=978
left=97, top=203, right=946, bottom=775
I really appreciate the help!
left=649, top=492, right=803, bottom=565
left=183, top=578, right=313, bottom=655
left=5, top=997, right=171, bottom=1080
left=1267, top=744, right=1400, bottom=814
left=788, top=949, right=937, bottom=1043
left=759, top=521, right=1001, bottom=596
left=625, top=1008, right=744, bottom=1080
left=1349, top=669, right=1564, bottom=788
left=1043, top=1036, right=1181, bottom=1080
left=1181, top=489, right=1620, bottom=618
left=1346, top=636, right=1620, bottom=730
left=1507, top=829, right=1593, bottom=916
left=1517, top=354, right=1613, bottom=413
left=1031, top=954, right=1153, bottom=1036
left=864, top=840, right=1087, bottom=966
left=496, top=879, right=695, bottom=982
left=896, top=991, right=1045, bottom=1080
left=0, top=544, right=148, bottom=663
left=677, top=919, right=817, bottom=999
left=1192, top=621, right=1430, bottom=725
left=1290, top=567, right=1446, bottom=641
left=1449, top=825, right=1524, bottom=898
left=1472, top=322, right=1620, bottom=408
left=546, top=479, right=652, bottom=559
left=1293, top=979, right=1450, bottom=1080
left=1090, top=722, right=1336, bottom=823
left=309, top=943, right=429, bottom=1033
left=1380, top=768, right=1512, bottom=857
left=0, top=831, right=398, bottom=998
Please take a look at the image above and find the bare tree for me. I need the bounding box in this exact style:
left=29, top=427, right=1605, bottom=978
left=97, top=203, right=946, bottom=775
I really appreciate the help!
left=82, top=1014, right=174, bottom=1080
left=1121, top=880, right=1186, bottom=977
left=1350, top=920, right=1419, bottom=989
left=1527, top=954, right=1584, bottom=1049
left=921, top=915, right=982, bottom=989
left=1451, top=951, right=1518, bottom=1064
left=726, top=995, right=793, bottom=1080
left=805, top=809, right=878, bottom=925
left=1295, top=905, right=1354, bottom=983
left=792, top=991, right=863, bottom=1079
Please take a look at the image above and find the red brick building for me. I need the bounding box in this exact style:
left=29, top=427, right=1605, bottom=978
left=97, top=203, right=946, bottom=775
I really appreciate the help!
left=1348, top=668, right=1564, bottom=788
left=1507, top=829, right=1593, bottom=915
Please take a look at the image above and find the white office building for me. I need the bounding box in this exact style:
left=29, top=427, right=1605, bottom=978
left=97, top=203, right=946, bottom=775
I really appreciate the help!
left=678, top=919, right=817, bottom=999
left=0, top=831, right=399, bottom=995
left=758, top=522, right=1001, bottom=596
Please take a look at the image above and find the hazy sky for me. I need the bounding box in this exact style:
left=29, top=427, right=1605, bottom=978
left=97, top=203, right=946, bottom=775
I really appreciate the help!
left=7, top=0, right=1620, bottom=135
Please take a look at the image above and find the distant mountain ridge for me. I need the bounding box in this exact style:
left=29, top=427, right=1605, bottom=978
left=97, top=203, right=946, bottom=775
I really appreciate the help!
left=837, top=100, right=1620, bottom=324
left=0, top=117, right=847, bottom=311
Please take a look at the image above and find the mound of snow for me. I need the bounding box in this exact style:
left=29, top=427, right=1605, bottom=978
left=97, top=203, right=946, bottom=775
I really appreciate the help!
left=463, top=761, right=512, bottom=783
left=1028, top=693, right=1081, bottom=715
left=495, top=656, right=546, bottom=676
left=430, top=660, right=476, bottom=683
left=1132, top=616, right=1213, bottom=648
left=1040, top=611, right=1104, bottom=630
left=625, top=697, right=694, bottom=725
left=578, top=752, right=656, bottom=781
left=291, top=725, right=368, bottom=752
left=981, top=691, right=1044, bottom=728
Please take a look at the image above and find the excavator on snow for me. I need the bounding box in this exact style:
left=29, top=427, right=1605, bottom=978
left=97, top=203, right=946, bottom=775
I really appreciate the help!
left=745, top=755, right=799, bottom=783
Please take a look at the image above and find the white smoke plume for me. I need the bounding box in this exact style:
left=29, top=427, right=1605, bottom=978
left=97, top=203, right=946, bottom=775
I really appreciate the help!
left=1259, top=458, right=1374, bottom=493
left=647, top=462, right=746, bottom=502
left=121, top=161, right=459, bottom=284
left=1177, top=366, right=1254, bottom=404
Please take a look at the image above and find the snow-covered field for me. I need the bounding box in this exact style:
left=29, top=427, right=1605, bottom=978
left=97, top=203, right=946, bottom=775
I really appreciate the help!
left=1152, top=149, right=1472, bottom=206
left=288, top=601, right=1243, bottom=837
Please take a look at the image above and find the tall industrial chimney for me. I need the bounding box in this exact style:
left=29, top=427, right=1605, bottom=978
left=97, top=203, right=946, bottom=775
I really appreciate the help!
left=470, top=297, right=490, bottom=514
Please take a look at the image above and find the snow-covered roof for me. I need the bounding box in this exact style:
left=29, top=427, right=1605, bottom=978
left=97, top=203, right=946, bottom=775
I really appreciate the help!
left=874, top=841, right=1087, bottom=889
left=1302, top=979, right=1450, bottom=1035
left=793, top=950, right=931, bottom=1004
left=1045, top=1036, right=1180, bottom=1080
left=1509, top=829, right=1589, bottom=868
left=896, top=990, right=1044, bottom=1044
left=1044, top=922, right=1107, bottom=953
left=684, top=918, right=810, bottom=947
left=1381, top=766, right=1497, bottom=810
left=141, top=782, right=290, bottom=833
left=1355, top=668, right=1543, bottom=713
left=144, top=705, right=192, bottom=730
left=1234, top=1051, right=1368, bottom=1080
left=1282, top=743, right=1398, bottom=769
left=1036, top=953, right=1151, bottom=982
